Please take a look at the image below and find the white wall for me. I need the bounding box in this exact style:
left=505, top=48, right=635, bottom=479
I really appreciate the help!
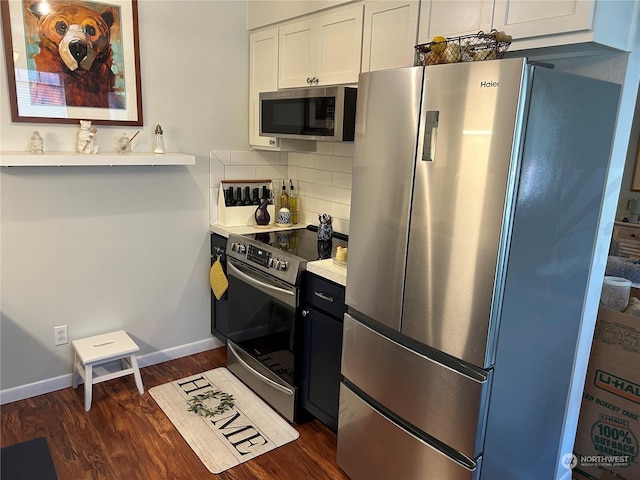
left=209, top=143, right=355, bottom=235
left=247, top=0, right=354, bottom=29
left=0, top=0, right=249, bottom=398
left=616, top=91, right=640, bottom=220
left=287, top=142, right=354, bottom=235
left=208, top=148, right=288, bottom=223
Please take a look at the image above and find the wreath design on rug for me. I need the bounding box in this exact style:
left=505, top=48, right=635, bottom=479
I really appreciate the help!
left=187, top=389, right=235, bottom=418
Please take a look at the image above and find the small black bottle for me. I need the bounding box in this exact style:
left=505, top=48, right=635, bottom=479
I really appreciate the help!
left=235, top=187, right=243, bottom=206
left=229, top=187, right=238, bottom=207
left=244, top=186, right=252, bottom=205
left=252, top=187, right=260, bottom=205
left=225, top=188, right=234, bottom=207
left=262, top=185, right=273, bottom=204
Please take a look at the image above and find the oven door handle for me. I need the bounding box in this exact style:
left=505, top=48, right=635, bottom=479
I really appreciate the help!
left=227, top=261, right=295, bottom=297
left=227, top=342, right=294, bottom=396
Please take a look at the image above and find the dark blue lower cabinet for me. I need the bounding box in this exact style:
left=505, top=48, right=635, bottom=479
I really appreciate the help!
left=210, top=233, right=229, bottom=343
left=301, top=305, right=343, bottom=432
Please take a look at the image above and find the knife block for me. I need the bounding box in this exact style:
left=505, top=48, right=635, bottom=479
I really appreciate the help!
left=218, top=180, right=275, bottom=227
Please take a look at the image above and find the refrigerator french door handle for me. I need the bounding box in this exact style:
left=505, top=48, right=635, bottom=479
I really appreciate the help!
left=417, top=109, right=439, bottom=164
left=416, top=95, right=428, bottom=164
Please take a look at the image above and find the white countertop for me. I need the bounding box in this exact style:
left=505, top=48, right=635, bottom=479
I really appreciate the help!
left=307, top=258, right=347, bottom=286
left=210, top=223, right=307, bottom=237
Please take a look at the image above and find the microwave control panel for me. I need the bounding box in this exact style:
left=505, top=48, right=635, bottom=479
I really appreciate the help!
left=324, top=98, right=335, bottom=121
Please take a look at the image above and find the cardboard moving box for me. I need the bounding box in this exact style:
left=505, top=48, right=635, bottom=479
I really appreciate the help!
left=573, top=294, right=640, bottom=480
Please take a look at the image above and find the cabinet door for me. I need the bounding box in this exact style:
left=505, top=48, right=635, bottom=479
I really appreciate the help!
left=279, top=18, right=316, bottom=88
left=417, top=0, right=493, bottom=44
left=315, top=5, right=363, bottom=85
left=493, top=0, right=595, bottom=40
left=249, top=27, right=279, bottom=148
left=301, top=306, right=344, bottom=432
left=362, top=1, right=419, bottom=73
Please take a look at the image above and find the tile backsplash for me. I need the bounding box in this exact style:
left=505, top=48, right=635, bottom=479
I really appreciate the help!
left=210, top=142, right=353, bottom=235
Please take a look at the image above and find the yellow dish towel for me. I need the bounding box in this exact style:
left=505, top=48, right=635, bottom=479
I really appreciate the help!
left=210, top=258, right=228, bottom=300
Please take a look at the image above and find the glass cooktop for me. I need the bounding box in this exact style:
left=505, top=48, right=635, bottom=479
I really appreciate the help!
left=242, top=226, right=348, bottom=262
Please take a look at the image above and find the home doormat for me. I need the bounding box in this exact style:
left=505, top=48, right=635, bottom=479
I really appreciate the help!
left=149, top=367, right=299, bottom=474
left=0, top=437, right=58, bottom=480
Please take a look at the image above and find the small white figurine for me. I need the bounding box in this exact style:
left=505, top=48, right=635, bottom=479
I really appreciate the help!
left=118, top=133, right=131, bottom=154
left=30, top=131, right=44, bottom=153
left=153, top=124, right=165, bottom=154
left=77, top=120, right=99, bottom=154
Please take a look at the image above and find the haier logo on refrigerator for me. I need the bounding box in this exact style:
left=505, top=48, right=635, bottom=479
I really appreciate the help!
left=480, top=81, right=500, bottom=88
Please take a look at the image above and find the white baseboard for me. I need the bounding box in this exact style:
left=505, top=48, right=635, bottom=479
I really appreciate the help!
left=0, top=336, right=224, bottom=405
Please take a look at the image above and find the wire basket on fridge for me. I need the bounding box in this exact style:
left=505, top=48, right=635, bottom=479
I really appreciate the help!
left=415, top=30, right=512, bottom=66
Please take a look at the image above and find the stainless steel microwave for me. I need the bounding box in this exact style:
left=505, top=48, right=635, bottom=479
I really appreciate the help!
left=259, top=86, right=357, bottom=142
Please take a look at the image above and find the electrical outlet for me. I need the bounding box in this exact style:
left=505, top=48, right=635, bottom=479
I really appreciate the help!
left=54, top=325, right=68, bottom=346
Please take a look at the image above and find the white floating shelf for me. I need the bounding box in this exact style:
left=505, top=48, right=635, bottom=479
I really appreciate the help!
left=0, top=152, right=195, bottom=167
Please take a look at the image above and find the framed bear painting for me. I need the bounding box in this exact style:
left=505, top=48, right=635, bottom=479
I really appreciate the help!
left=1, top=0, right=143, bottom=126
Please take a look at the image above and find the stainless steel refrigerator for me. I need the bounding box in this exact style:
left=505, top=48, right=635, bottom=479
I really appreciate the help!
left=337, top=58, right=620, bottom=480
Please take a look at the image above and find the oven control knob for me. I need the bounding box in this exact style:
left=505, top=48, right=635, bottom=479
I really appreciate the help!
left=231, top=242, right=246, bottom=254
left=270, top=258, right=287, bottom=271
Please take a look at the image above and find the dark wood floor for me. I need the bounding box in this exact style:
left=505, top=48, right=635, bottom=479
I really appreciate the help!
left=1, top=347, right=351, bottom=480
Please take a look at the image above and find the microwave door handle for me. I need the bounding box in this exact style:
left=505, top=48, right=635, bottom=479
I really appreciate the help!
left=227, top=261, right=294, bottom=297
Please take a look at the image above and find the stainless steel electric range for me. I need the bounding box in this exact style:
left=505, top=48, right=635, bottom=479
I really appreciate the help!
left=224, top=227, right=347, bottom=422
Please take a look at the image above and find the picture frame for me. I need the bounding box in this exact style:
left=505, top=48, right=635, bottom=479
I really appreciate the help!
left=1, top=0, right=143, bottom=126
left=631, top=135, right=640, bottom=191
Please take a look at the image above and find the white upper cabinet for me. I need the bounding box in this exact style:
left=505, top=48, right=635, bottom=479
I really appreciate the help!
left=317, top=6, right=364, bottom=85
left=249, top=27, right=279, bottom=149
left=418, top=0, right=636, bottom=53
left=493, top=0, right=594, bottom=39
left=494, top=0, right=636, bottom=52
left=279, top=5, right=364, bottom=88
left=418, top=0, right=494, bottom=44
left=279, top=18, right=316, bottom=88
left=362, top=1, right=420, bottom=72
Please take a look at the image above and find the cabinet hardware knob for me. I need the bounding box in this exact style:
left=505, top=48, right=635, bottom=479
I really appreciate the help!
left=302, top=309, right=309, bottom=317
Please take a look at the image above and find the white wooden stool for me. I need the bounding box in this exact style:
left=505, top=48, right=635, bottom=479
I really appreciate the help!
left=71, top=330, right=144, bottom=411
